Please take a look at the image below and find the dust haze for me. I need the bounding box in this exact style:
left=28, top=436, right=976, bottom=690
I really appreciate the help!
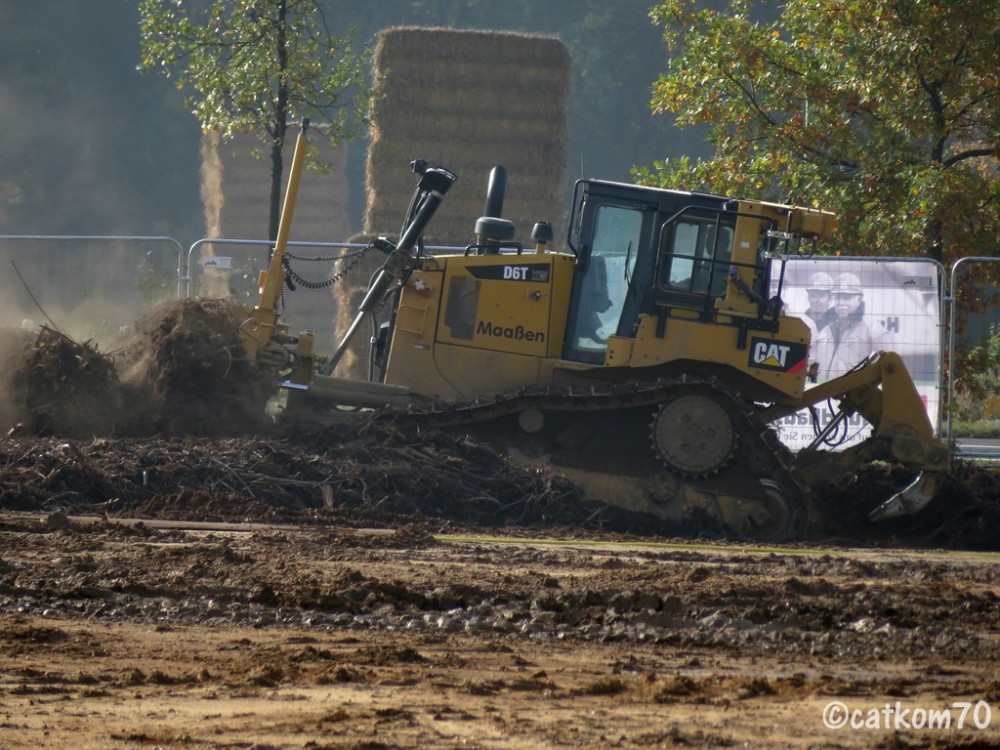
left=0, top=299, right=269, bottom=440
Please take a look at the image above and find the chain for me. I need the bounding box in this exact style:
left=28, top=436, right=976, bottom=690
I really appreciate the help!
left=286, top=247, right=366, bottom=263
left=282, top=245, right=370, bottom=291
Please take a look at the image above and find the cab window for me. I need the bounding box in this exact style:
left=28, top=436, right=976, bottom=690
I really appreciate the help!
left=661, top=215, right=735, bottom=296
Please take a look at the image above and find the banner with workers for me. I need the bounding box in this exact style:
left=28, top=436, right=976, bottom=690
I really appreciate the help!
left=772, top=258, right=943, bottom=452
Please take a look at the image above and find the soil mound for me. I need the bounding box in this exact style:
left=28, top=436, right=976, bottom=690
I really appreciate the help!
left=117, top=298, right=273, bottom=436
left=2, top=327, right=123, bottom=438
left=1, top=300, right=273, bottom=439
left=0, top=430, right=596, bottom=534
left=0, top=311, right=617, bottom=535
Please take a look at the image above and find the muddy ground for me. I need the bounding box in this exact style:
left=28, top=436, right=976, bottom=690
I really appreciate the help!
left=2, top=514, right=1000, bottom=749
left=1, top=431, right=999, bottom=749
left=2, top=303, right=1000, bottom=747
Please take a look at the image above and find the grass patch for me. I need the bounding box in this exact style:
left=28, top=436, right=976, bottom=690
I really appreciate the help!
left=950, top=420, right=1000, bottom=439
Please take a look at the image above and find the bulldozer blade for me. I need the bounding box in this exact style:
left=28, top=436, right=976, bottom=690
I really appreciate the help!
left=868, top=472, right=941, bottom=521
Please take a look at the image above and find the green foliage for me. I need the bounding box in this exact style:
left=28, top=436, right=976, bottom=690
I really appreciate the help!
left=138, top=0, right=369, bottom=238
left=638, top=0, right=1000, bottom=264
left=953, top=322, right=1000, bottom=422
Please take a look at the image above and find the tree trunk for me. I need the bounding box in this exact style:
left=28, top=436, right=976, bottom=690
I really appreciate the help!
left=267, top=0, right=290, bottom=243
left=268, top=123, right=286, bottom=243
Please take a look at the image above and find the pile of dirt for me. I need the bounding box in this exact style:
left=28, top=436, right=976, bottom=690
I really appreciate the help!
left=0, top=427, right=601, bottom=533
left=2, top=327, right=124, bottom=438
left=1, top=300, right=273, bottom=440
left=0, top=304, right=623, bottom=535
left=807, top=462, right=998, bottom=549
left=116, top=298, right=274, bottom=436
left=0, top=425, right=996, bottom=547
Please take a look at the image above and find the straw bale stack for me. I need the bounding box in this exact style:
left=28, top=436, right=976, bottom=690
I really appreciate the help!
left=199, top=128, right=352, bottom=347
left=364, top=27, right=571, bottom=245
left=199, top=128, right=350, bottom=295
left=325, top=27, right=570, bottom=379
left=204, top=128, right=351, bottom=244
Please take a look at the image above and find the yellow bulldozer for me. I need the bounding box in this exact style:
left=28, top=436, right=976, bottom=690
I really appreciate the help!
left=239, top=122, right=950, bottom=542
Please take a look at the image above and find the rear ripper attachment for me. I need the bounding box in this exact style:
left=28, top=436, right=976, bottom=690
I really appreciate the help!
left=238, top=122, right=951, bottom=543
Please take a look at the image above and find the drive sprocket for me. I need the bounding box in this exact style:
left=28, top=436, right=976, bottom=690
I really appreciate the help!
left=651, top=388, right=737, bottom=477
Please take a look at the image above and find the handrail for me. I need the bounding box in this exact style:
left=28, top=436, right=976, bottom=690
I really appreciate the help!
left=184, top=237, right=466, bottom=298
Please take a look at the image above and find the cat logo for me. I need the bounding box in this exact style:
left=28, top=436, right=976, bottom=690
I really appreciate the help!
left=748, top=337, right=808, bottom=373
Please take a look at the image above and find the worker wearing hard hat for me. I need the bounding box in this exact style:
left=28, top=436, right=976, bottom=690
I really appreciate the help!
left=802, top=271, right=837, bottom=337
left=814, top=272, right=879, bottom=380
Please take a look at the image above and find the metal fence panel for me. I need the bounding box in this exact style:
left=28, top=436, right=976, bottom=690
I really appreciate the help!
left=946, top=256, right=1000, bottom=443
left=772, top=256, right=944, bottom=450
left=186, top=238, right=377, bottom=351
left=0, top=235, right=181, bottom=341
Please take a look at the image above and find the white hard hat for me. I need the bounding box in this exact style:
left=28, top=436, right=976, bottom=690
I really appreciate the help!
left=834, top=272, right=863, bottom=295
left=806, top=271, right=833, bottom=292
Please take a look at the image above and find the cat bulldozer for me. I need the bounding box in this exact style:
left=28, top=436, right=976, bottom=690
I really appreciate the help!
left=239, top=122, right=950, bottom=542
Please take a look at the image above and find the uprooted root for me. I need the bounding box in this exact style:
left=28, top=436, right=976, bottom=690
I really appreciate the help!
left=117, top=298, right=274, bottom=436
left=4, top=327, right=124, bottom=438
left=2, top=299, right=274, bottom=439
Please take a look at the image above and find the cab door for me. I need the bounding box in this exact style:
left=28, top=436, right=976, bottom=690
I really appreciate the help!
left=563, top=186, right=655, bottom=364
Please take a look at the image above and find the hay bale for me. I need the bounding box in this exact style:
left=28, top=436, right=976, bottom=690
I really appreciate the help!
left=202, top=128, right=352, bottom=245
left=198, top=129, right=353, bottom=350
left=365, top=27, right=571, bottom=246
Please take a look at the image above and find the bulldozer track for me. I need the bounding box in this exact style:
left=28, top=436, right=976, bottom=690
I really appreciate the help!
left=395, top=374, right=809, bottom=535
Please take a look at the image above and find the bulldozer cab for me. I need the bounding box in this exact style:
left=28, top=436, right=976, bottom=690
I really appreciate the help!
left=564, top=180, right=775, bottom=365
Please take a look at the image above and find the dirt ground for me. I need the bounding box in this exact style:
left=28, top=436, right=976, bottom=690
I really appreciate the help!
left=2, top=513, right=1000, bottom=749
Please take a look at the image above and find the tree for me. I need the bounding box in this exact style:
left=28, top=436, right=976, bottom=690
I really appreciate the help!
left=138, top=0, right=369, bottom=240
left=636, top=0, right=1000, bottom=264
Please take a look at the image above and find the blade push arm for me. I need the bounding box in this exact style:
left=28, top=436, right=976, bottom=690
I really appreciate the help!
left=759, top=351, right=951, bottom=520
left=239, top=119, right=312, bottom=372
